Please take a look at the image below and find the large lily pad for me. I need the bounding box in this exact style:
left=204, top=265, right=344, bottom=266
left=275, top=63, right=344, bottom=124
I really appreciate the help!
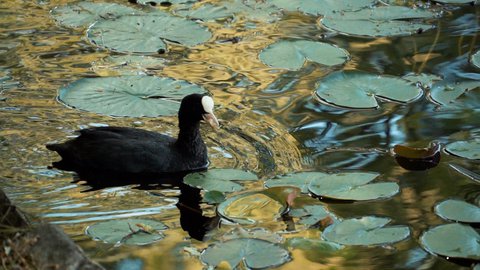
left=86, top=218, right=167, bottom=246
left=420, top=223, right=480, bottom=260
left=51, top=2, right=142, bottom=28
left=58, top=76, right=206, bottom=117
left=200, top=238, right=290, bottom=269
left=434, top=199, right=480, bottom=223
left=322, top=216, right=410, bottom=246
left=320, top=6, right=437, bottom=37
left=183, top=169, right=258, bottom=193
left=445, top=139, right=480, bottom=160
left=315, top=71, right=423, bottom=109
left=430, top=80, right=480, bottom=107
left=271, top=0, right=376, bottom=16
left=87, top=13, right=212, bottom=53
left=259, top=40, right=349, bottom=70
left=472, top=50, right=480, bottom=69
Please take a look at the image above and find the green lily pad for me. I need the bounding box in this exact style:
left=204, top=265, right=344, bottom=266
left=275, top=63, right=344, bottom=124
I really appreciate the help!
left=217, top=187, right=296, bottom=225
left=402, top=73, right=442, bottom=89
left=203, top=190, right=226, bottom=204
left=289, top=204, right=335, bottom=226
left=434, top=0, right=478, bottom=3
left=183, top=169, right=258, bottom=193
left=320, top=6, right=436, bottom=37
left=430, top=81, right=480, bottom=107
left=286, top=238, right=343, bottom=252
left=271, top=0, right=376, bottom=16
left=87, top=13, right=211, bottom=53
left=86, top=218, right=167, bottom=246
left=58, top=76, right=206, bottom=117
left=51, top=2, right=142, bottom=28
left=265, top=172, right=329, bottom=193
left=200, top=238, right=290, bottom=269
left=315, top=71, right=423, bottom=109
left=420, top=223, right=480, bottom=260
left=92, top=55, right=167, bottom=76
left=445, top=139, right=480, bottom=160
left=472, top=50, right=480, bottom=69
left=174, top=0, right=281, bottom=22
left=322, top=216, right=410, bottom=246
left=259, top=40, right=349, bottom=70
left=434, top=199, right=480, bottom=223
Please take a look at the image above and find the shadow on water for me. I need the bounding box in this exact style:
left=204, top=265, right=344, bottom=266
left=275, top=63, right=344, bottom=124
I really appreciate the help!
left=66, top=168, right=220, bottom=242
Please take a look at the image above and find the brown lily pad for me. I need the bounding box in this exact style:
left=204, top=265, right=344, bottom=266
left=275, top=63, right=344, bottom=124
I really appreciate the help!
left=393, top=142, right=441, bottom=171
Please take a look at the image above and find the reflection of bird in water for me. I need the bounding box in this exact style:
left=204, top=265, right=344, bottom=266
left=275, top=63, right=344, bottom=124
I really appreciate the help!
left=46, top=94, right=219, bottom=185
left=45, top=93, right=221, bottom=240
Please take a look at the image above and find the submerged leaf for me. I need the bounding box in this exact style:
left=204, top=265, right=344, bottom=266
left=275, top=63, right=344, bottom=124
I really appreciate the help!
left=184, top=168, right=258, bottom=193
left=58, top=76, right=206, bottom=117
left=434, top=199, right=480, bottom=223
left=421, top=223, right=480, bottom=260
left=315, top=71, right=422, bottom=109
left=86, top=219, right=167, bottom=245
left=200, top=238, right=290, bottom=269
left=323, top=216, right=410, bottom=246
left=88, top=13, right=211, bottom=53
left=259, top=40, right=349, bottom=70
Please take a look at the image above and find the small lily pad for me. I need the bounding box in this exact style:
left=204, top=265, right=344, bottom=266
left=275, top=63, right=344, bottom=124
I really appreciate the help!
left=420, top=223, right=480, bottom=260
left=322, top=216, right=410, bottom=246
left=183, top=169, right=258, bottom=193
left=271, top=0, right=376, bottom=16
left=259, top=40, right=349, bottom=70
left=289, top=204, right=335, bottom=226
left=445, top=139, right=480, bottom=160
left=430, top=81, right=480, bottom=107
left=472, top=50, right=480, bottom=69
left=265, top=172, right=329, bottom=193
left=320, top=6, right=436, bottom=37
left=92, top=55, right=167, bottom=76
left=51, top=2, right=142, bottom=28
left=315, top=71, right=423, bottom=109
left=200, top=238, right=290, bottom=269
left=203, top=190, right=226, bottom=204
left=402, top=73, right=442, bottom=89
left=434, top=199, right=480, bottom=223
left=86, top=218, right=167, bottom=246
left=87, top=13, right=212, bottom=53
left=58, top=76, right=206, bottom=117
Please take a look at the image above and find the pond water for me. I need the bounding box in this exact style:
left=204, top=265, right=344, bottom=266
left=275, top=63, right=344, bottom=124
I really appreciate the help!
left=1, top=0, right=479, bottom=269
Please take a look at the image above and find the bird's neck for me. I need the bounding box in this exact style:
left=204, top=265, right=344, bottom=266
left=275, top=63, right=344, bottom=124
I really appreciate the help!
left=175, top=122, right=206, bottom=155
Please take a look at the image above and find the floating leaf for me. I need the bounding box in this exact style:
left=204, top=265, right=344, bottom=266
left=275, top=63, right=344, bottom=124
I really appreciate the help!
left=200, top=238, right=290, bottom=269
left=434, top=0, right=478, bottom=3
left=175, top=0, right=281, bottom=22
left=51, top=2, right=142, bottom=28
left=286, top=238, right=343, bottom=252
left=137, top=0, right=193, bottom=6
left=87, top=13, right=211, bottom=53
left=271, top=0, right=376, bottom=16
left=58, top=76, right=206, bottom=117
left=203, top=190, right=226, bottom=204
left=472, top=50, right=480, bottom=69
left=183, top=168, right=258, bottom=193
left=434, top=199, right=480, bottom=223
left=265, top=172, right=329, bottom=193
left=308, top=173, right=399, bottom=201
left=315, top=71, right=422, bottom=109
left=402, top=73, right=442, bottom=89
left=421, top=223, right=480, bottom=260
left=445, top=139, right=480, bottom=160
left=289, top=204, right=335, bottom=226
left=393, top=142, right=441, bottom=171
left=259, top=40, right=349, bottom=70
left=430, top=81, right=480, bottom=107
left=92, top=55, right=167, bottom=76
left=320, top=6, right=436, bottom=37
left=322, top=216, right=410, bottom=246
left=86, top=219, right=167, bottom=245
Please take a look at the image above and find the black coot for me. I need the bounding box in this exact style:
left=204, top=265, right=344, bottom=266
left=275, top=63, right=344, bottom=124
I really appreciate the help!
left=46, top=93, right=219, bottom=179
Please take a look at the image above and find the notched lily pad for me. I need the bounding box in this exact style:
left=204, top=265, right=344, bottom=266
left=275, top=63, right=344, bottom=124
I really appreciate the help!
left=183, top=168, right=258, bottom=193
left=200, top=238, right=290, bottom=269
left=434, top=199, right=480, bottom=223
left=393, top=142, right=441, bottom=171
left=51, top=2, right=142, bottom=28
left=315, top=71, right=423, bottom=109
left=320, top=6, right=437, bottom=37
left=421, top=223, right=480, bottom=260
left=87, top=13, right=212, bottom=53
left=58, top=76, right=206, bottom=117
left=322, top=216, right=410, bottom=246
left=445, top=139, right=480, bottom=160
left=86, top=218, right=167, bottom=246
left=259, top=40, right=349, bottom=70
left=429, top=80, right=480, bottom=107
